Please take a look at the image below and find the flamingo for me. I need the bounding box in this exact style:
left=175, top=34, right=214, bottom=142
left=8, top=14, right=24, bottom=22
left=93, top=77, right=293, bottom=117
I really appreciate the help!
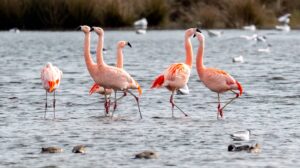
left=80, top=26, right=142, bottom=118
left=41, top=62, right=63, bottom=119
left=194, top=29, right=243, bottom=119
left=150, top=28, right=196, bottom=117
left=89, top=41, right=132, bottom=114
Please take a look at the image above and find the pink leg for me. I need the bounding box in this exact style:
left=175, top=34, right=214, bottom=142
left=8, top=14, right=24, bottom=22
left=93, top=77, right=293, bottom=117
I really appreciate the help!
left=217, top=93, right=223, bottom=119
left=127, top=90, right=142, bottom=119
left=170, top=92, right=175, bottom=118
left=170, top=91, right=188, bottom=118
left=44, top=90, right=48, bottom=119
left=53, top=91, right=56, bottom=119
left=220, top=90, right=240, bottom=112
left=104, top=89, right=110, bottom=115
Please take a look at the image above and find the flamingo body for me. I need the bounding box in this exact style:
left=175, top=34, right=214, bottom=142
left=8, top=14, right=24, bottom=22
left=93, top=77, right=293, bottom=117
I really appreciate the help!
left=81, top=26, right=142, bottom=118
left=40, top=62, right=62, bottom=118
left=151, top=63, right=190, bottom=91
left=41, top=62, right=62, bottom=93
left=198, top=68, right=242, bottom=95
left=151, top=28, right=196, bottom=117
left=195, top=30, right=243, bottom=119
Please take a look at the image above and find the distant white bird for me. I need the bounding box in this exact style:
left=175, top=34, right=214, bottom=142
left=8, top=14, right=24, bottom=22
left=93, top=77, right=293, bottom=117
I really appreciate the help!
left=243, top=25, right=256, bottom=31
left=278, top=13, right=291, bottom=25
left=258, top=44, right=272, bottom=53
left=275, top=24, right=290, bottom=32
left=240, top=34, right=267, bottom=43
left=230, top=129, right=251, bottom=141
left=9, top=28, right=20, bottom=33
left=206, top=30, right=223, bottom=37
left=232, top=55, right=244, bottom=63
left=136, top=29, right=147, bottom=34
left=134, top=18, right=148, bottom=34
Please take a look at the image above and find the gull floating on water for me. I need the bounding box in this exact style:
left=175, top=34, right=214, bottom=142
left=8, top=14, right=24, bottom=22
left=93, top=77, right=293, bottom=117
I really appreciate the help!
left=206, top=30, right=223, bottom=37
left=275, top=24, right=290, bottom=32
left=230, top=129, right=251, bottom=141
left=232, top=55, right=244, bottom=63
left=240, top=34, right=267, bottom=43
left=243, top=25, right=256, bottom=31
left=258, top=44, right=272, bottom=53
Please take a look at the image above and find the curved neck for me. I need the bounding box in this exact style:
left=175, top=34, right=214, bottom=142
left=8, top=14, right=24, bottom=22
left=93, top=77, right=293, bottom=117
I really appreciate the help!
left=184, top=36, right=193, bottom=68
left=196, top=37, right=206, bottom=75
left=96, top=35, right=105, bottom=66
left=84, top=33, right=96, bottom=73
left=116, top=47, right=123, bottom=69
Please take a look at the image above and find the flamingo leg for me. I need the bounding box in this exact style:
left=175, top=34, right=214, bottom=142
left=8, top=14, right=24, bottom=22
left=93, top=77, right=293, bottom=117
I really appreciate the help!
left=53, top=91, right=56, bottom=119
left=217, top=93, right=222, bottom=119
left=170, top=91, right=188, bottom=118
left=219, top=90, right=240, bottom=116
left=44, top=90, right=48, bottom=119
left=113, top=90, right=118, bottom=111
left=104, top=89, right=110, bottom=116
left=112, top=92, right=127, bottom=104
left=127, top=90, right=142, bottom=119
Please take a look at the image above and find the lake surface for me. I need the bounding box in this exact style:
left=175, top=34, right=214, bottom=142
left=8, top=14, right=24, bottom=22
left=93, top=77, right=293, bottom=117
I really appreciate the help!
left=0, top=29, right=300, bottom=167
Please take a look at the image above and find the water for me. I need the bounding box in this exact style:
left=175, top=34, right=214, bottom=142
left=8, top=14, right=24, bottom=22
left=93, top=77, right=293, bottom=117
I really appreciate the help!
left=0, top=30, right=300, bottom=167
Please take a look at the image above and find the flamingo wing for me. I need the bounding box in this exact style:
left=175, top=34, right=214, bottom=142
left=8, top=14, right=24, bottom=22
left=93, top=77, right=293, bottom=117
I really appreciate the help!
left=165, top=63, right=190, bottom=81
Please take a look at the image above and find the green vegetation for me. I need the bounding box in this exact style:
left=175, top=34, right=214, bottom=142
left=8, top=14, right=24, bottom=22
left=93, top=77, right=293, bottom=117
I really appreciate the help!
left=0, top=0, right=299, bottom=30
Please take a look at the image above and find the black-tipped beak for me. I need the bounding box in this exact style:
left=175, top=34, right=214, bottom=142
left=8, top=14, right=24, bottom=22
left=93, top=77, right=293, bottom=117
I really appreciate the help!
left=76, top=26, right=81, bottom=30
left=193, top=28, right=202, bottom=38
left=90, top=27, right=94, bottom=32
left=127, top=42, right=132, bottom=48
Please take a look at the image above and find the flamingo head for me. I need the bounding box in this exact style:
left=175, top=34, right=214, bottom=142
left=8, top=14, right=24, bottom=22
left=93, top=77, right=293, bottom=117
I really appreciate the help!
left=117, top=41, right=132, bottom=48
left=185, top=28, right=197, bottom=38
left=194, top=30, right=205, bottom=42
left=79, top=25, right=91, bottom=33
left=193, top=28, right=202, bottom=38
left=92, top=27, right=104, bottom=36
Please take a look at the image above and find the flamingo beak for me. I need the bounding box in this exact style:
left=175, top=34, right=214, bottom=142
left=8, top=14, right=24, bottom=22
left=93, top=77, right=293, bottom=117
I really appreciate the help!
left=90, top=27, right=94, bottom=32
left=127, top=42, right=132, bottom=48
left=193, top=28, right=202, bottom=38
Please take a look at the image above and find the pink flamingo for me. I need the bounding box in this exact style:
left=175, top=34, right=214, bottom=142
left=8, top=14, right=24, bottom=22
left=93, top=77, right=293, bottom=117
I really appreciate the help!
left=41, top=62, right=63, bottom=118
left=194, top=29, right=243, bottom=119
left=89, top=41, right=132, bottom=113
left=80, top=26, right=142, bottom=118
left=150, top=28, right=196, bottom=117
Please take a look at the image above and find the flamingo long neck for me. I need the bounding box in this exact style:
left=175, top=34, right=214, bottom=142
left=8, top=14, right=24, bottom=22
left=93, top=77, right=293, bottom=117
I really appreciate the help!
left=84, top=33, right=96, bottom=74
left=96, top=35, right=105, bottom=66
left=184, top=36, right=193, bottom=68
left=116, top=46, right=123, bottom=69
left=196, top=37, right=206, bottom=76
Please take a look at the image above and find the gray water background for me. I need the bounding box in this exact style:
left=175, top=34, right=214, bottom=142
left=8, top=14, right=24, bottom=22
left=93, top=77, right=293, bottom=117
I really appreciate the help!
left=0, top=30, right=300, bottom=167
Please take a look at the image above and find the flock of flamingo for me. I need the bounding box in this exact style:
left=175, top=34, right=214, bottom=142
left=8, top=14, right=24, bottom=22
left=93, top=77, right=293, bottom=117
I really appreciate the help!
left=40, top=26, right=243, bottom=120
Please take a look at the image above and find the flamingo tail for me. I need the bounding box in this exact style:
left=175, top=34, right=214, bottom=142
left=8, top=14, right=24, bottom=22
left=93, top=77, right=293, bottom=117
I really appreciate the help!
left=236, top=80, right=243, bottom=96
left=89, top=83, right=99, bottom=95
left=151, top=75, right=164, bottom=89
left=48, top=81, right=56, bottom=92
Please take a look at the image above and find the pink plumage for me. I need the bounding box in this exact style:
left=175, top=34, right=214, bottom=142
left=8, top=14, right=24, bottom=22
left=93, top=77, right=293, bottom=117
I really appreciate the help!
left=151, top=28, right=196, bottom=117
left=41, top=62, right=62, bottom=119
left=195, top=30, right=243, bottom=119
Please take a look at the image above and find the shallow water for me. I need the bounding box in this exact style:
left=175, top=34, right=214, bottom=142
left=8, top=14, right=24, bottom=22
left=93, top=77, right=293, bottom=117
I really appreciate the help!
left=0, top=30, right=300, bottom=167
